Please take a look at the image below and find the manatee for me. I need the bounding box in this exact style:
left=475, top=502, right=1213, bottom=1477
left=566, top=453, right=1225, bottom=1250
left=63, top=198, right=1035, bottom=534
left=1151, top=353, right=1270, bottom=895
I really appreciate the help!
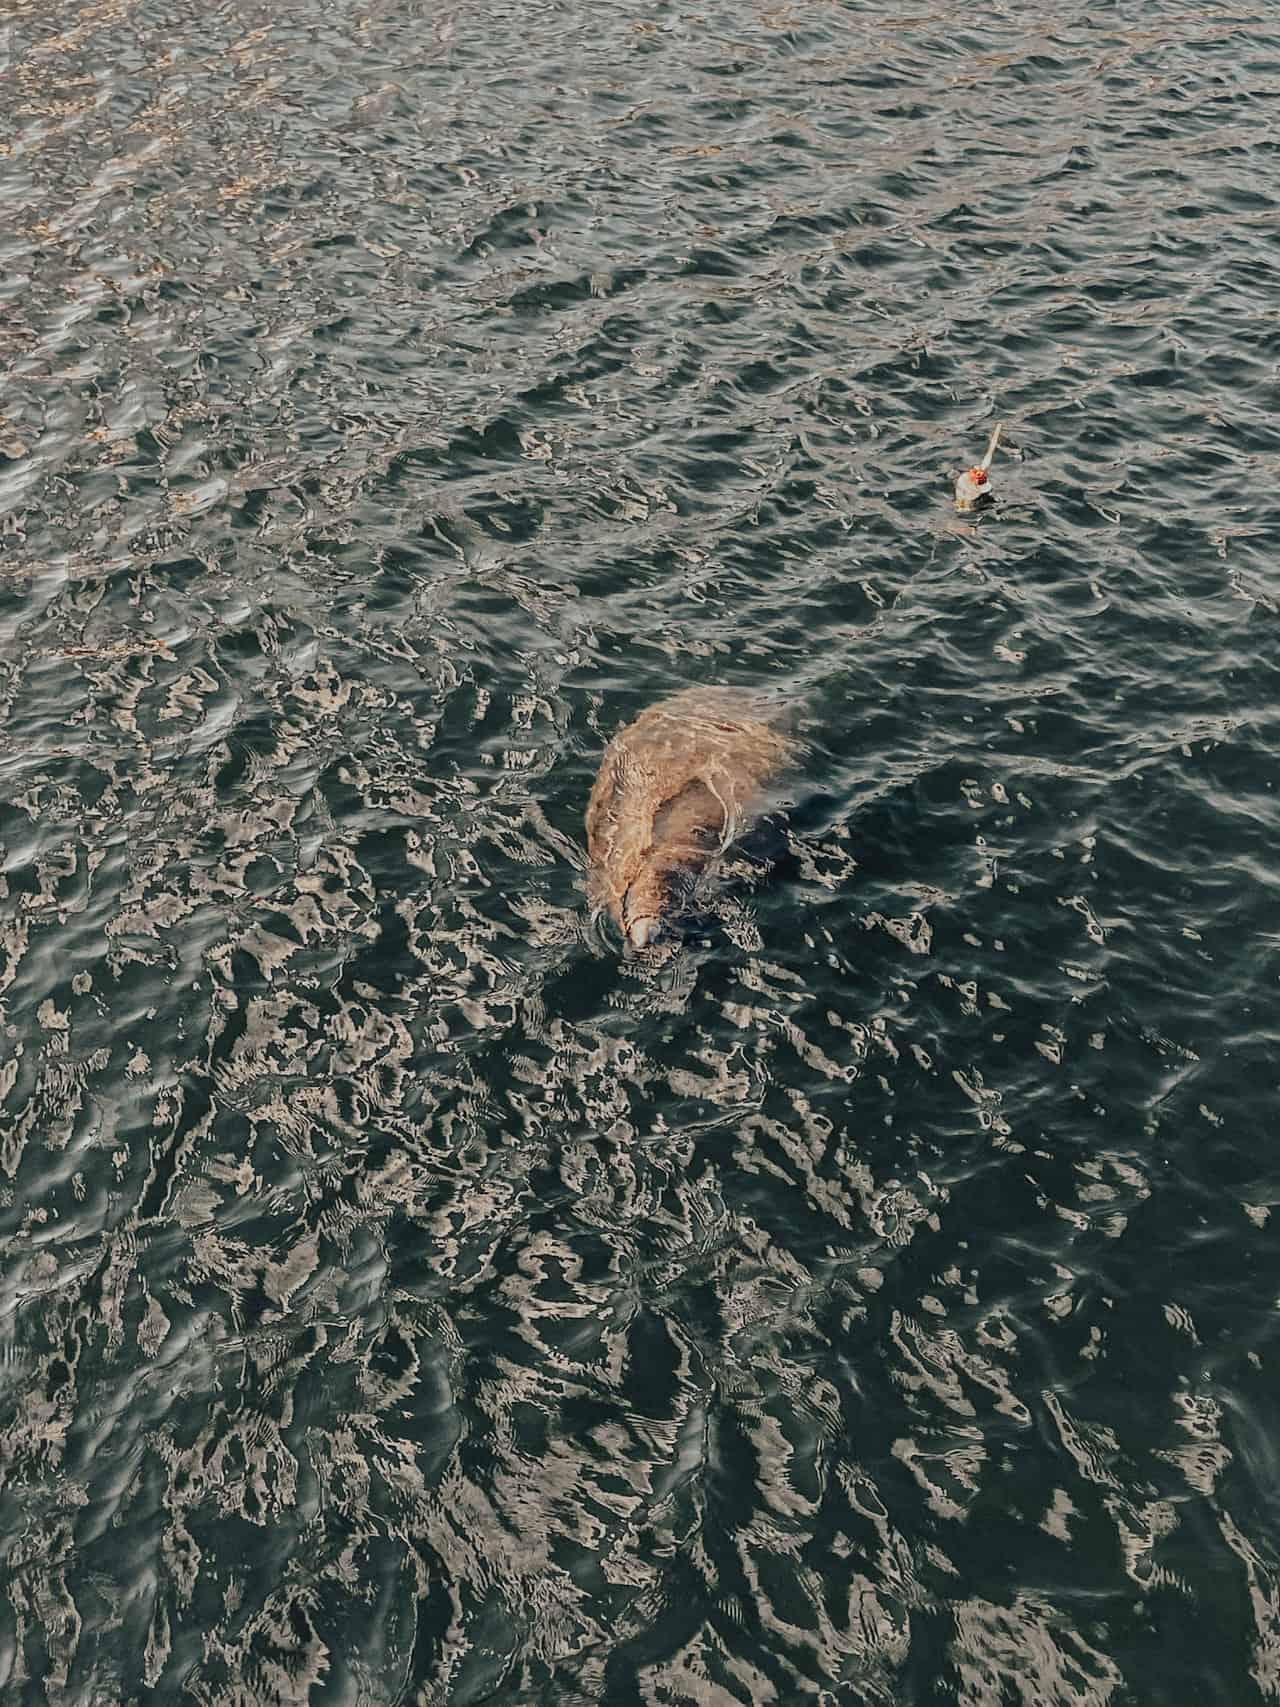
left=585, top=687, right=796, bottom=949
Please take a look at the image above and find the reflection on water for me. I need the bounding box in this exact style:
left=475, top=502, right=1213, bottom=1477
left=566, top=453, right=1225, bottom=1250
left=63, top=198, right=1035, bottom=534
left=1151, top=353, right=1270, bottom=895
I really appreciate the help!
left=2, top=0, right=1279, bottom=1702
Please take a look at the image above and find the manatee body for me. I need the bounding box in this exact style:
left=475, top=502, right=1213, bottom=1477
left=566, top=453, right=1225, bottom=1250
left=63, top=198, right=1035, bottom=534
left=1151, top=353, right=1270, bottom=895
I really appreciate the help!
left=585, top=687, right=795, bottom=949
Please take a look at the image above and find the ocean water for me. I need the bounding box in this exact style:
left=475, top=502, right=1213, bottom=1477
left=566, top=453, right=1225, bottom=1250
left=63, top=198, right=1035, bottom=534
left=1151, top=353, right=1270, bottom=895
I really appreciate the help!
left=1, top=1, right=1279, bottom=1701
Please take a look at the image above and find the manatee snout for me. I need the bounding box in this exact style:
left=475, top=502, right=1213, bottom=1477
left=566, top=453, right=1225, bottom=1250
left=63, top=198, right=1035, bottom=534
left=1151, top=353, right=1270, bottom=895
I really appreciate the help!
left=625, top=912, right=662, bottom=950
left=621, top=864, right=676, bottom=951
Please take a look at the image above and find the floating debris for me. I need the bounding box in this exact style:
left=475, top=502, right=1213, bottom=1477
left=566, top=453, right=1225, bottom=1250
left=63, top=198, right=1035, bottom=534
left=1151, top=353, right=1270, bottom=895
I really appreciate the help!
left=954, top=421, right=1003, bottom=513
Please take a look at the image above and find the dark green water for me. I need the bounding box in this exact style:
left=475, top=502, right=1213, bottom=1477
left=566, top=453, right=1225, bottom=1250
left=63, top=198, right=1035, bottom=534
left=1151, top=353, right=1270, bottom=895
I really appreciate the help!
left=2, top=1, right=1279, bottom=1701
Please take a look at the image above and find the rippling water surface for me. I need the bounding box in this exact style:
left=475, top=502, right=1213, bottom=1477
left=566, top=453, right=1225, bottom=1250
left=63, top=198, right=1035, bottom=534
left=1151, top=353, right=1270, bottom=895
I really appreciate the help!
left=2, top=1, right=1280, bottom=1701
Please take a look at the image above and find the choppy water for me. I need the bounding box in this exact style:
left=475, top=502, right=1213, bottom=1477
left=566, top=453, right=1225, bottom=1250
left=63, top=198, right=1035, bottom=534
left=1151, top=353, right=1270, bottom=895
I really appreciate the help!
left=2, top=1, right=1279, bottom=1701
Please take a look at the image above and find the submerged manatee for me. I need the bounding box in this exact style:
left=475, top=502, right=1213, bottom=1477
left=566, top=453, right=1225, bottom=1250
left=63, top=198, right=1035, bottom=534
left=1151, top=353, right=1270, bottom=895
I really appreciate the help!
left=585, top=687, right=796, bottom=949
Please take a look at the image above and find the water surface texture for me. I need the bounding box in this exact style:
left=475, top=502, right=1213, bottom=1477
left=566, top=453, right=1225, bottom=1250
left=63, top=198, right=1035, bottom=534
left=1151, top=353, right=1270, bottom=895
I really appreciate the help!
left=2, top=1, right=1279, bottom=1701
